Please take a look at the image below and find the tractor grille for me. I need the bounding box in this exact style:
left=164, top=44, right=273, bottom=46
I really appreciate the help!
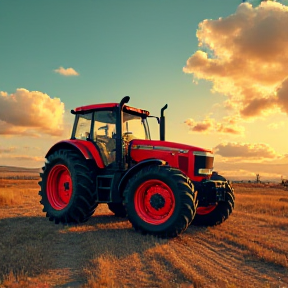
left=194, top=154, right=214, bottom=176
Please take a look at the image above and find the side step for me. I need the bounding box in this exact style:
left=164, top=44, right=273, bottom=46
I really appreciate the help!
left=96, top=175, right=114, bottom=203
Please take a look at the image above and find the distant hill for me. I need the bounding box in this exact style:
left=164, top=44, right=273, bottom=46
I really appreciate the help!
left=0, top=166, right=41, bottom=179
left=0, top=166, right=41, bottom=173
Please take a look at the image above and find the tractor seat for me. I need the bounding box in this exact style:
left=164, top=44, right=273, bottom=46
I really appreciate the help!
left=96, top=137, right=116, bottom=166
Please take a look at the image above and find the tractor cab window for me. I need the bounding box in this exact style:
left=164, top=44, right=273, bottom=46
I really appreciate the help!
left=123, top=112, right=150, bottom=141
left=93, top=110, right=117, bottom=165
left=74, top=113, right=92, bottom=140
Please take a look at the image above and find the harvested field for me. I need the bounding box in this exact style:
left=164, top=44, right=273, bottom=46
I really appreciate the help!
left=0, top=178, right=287, bottom=288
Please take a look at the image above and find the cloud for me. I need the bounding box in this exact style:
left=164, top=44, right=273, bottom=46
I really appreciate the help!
left=212, top=141, right=287, bottom=180
left=267, top=121, right=285, bottom=129
left=10, top=155, right=44, bottom=162
left=23, top=146, right=42, bottom=151
left=185, top=116, right=244, bottom=135
left=185, top=117, right=214, bottom=133
left=214, top=160, right=288, bottom=181
left=0, top=154, right=45, bottom=168
left=0, top=89, right=65, bottom=136
left=0, top=147, right=16, bottom=153
left=276, top=77, right=288, bottom=113
left=214, top=142, right=279, bottom=159
left=184, top=1, right=288, bottom=121
left=54, top=66, right=79, bottom=76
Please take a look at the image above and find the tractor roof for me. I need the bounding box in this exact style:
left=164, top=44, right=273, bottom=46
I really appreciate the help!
left=74, top=103, right=118, bottom=112
left=73, top=103, right=150, bottom=116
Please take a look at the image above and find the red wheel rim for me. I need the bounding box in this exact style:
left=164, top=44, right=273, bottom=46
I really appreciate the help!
left=134, top=180, right=175, bottom=225
left=197, top=205, right=217, bottom=215
left=47, top=164, right=73, bottom=210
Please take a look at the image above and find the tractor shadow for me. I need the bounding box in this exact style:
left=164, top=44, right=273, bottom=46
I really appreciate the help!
left=0, top=212, right=202, bottom=286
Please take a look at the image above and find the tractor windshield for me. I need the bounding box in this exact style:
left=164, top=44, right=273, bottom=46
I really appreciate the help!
left=123, top=112, right=150, bottom=141
left=74, top=113, right=92, bottom=140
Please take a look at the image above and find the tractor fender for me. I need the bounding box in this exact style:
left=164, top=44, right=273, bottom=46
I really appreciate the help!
left=118, top=159, right=167, bottom=194
left=45, top=140, right=105, bottom=169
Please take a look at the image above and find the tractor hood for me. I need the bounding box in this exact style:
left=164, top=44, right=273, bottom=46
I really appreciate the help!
left=130, top=139, right=214, bottom=182
left=130, top=139, right=212, bottom=154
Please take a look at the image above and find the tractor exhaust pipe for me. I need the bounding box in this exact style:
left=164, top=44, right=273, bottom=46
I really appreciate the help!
left=116, top=96, right=130, bottom=169
left=160, top=104, right=168, bottom=141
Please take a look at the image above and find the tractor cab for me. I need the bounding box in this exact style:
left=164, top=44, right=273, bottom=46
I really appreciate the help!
left=71, top=99, right=151, bottom=168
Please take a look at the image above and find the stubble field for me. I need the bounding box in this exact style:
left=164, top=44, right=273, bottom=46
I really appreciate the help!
left=0, top=175, right=287, bottom=288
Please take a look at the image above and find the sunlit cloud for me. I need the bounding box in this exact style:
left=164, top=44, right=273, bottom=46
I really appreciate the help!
left=0, top=88, right=65, bottom=136
left=213, top=141, right=288, bottom=180
left=0, top=154, right=45, bottom=168
left=214, top=168, right=285, bottom=181
left=0, top=146, right=16, bottom=153
left=184, top=1, right=288, bottom=126
left=185, top=117, right=214, bottom=133
left=185, top=116, right=244, bottom=135
left=0, top=154, right=44, bottom=162
left=214, top=159, right=288, bottom=181
left=214, top=142, right=280, bottom=159
left=54, top=66, right=79, bottom=76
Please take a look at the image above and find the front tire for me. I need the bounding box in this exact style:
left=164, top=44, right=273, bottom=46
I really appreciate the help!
left=193, top=175, right=235, bottom=226
left=39, top=149, right=97, bottom=224
left=124, top=165, right=196, bottom=238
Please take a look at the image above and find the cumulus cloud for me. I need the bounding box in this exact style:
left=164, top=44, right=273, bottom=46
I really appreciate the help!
left=185, top=117, right=214, bottom=133
left=214, top=142, right=279, bottom=159
left=0, top=89, right=65, bottom=136
left=185, top=116, right=244, bottom=135
left=54, top=66, right=79, bottom=76
left=184, top=1, right=288, bottom=123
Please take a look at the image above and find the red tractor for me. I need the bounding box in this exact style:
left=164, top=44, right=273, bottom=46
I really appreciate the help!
left=39, top=96, right=234, bottom=238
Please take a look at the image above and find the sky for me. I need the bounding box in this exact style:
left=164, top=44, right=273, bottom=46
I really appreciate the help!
left=0, top=0, right=288, bottom=181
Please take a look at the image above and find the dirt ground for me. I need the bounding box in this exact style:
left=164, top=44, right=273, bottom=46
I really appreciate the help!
left=0, top=178, right=287, bottom=288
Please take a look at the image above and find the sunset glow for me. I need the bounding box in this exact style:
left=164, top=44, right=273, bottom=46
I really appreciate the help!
left=0, top=1, right=287, bottom=181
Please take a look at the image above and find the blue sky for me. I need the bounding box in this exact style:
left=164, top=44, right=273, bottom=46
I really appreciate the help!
left=1, top=0, right=288, bottom=181
left=0, top=0, right=242, bottom=142
left=0, top=0, right=237, bottom=110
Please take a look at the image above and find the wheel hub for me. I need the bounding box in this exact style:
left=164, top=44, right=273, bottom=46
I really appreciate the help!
left=64, top=181, right=70, bottom=191
left=149, top=193, right=165, bottom=210
left=47, top=164, right=73, bottom=210
left=134, top=179, right=176, bottom=225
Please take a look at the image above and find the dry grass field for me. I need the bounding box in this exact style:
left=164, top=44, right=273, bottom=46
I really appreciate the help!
left=0, top=175, right=287, bottom=288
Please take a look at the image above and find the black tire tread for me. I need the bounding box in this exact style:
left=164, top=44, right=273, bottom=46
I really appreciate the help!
left=38, top=149, right=97, bottom=224
left=124, top=165, right=197, bottom=238
left=193, top=175, right=235, bottom=226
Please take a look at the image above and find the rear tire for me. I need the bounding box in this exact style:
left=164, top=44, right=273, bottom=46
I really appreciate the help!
left=124, top=165, right=196, bottom=238
left=193, top=175, right=235, bottom=226
left=108, top=203, right=127, bottom=217
left=39, top=149, right=97, bottom=224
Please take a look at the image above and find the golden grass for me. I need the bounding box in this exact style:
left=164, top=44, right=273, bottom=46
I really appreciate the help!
left=0, top=189, right=21, bottom=206
left=1, top=271, right=51, bottom=288
left=0, top=179, right=288, bottom=288
left=236, top=194, right=288, bottom=218
left=0, top=180, right=25, bottom=206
